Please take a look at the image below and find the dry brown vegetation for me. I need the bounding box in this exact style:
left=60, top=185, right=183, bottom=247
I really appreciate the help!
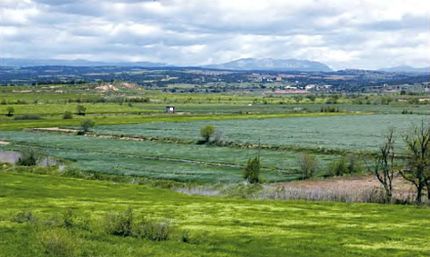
left=261, top=175, right=416, bottom=203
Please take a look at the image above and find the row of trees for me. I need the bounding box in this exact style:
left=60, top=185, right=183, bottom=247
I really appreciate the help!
left=372, top=122, right=430, bottom=204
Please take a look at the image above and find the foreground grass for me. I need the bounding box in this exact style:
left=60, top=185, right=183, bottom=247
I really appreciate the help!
left=0, top=171, right=429, bottom=256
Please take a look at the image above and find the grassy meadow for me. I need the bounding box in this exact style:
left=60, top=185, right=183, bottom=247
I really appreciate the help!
left=1, top=171, right=429, bottom=257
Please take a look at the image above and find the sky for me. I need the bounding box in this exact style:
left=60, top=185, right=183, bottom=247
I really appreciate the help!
left=0, top=0, right=429, bottom=70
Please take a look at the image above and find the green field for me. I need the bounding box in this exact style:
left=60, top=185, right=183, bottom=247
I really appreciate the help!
left=1, top=171, right=429, bottom=257
left=95, top=114, right=429, bottom=151
left=0, top=131, right=340, bottom=183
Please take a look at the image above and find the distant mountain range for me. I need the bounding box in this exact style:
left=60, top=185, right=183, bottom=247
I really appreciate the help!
left=378, top=65, right=429, bottom=73
left=1, top=57, right=429, bottom=74
left=205, top=58, right=332, bottom=72
left=0, top=58, right=167, bottom=67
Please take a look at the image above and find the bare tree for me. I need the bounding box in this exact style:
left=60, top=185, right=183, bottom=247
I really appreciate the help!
left=400, top=121, right=430, bottom=204
left=370, top=129, right=396, bottom=203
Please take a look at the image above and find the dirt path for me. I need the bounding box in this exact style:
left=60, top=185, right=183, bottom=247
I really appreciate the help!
left=32, top=127, right=78, bottom=133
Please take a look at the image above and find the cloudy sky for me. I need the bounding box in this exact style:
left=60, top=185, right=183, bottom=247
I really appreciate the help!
left=0, top=0, right=429, bottom=69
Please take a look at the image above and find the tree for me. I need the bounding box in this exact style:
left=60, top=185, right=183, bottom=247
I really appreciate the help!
left=63, top=111, right=73, bottom=119
left=298, top=153, right=318, bottom=179
left=370, top=129, right=396, bottom=203
left=200, top=125, right=215, bottom=143
left=400, top=122, right=430, bottom=204
left=76, top=105, right=86, bottom=116
left=243, top=157, right=261, bottom=184
left=17, top=149, right=38, bottom=166
left=6, top=106, right=14, bottom=117
left=79, top=119, right=95, bottom=134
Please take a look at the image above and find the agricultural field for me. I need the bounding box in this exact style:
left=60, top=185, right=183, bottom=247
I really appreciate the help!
left=0, top=131, right=340, bottom=183
left=94, top=114, right=428, bottom=151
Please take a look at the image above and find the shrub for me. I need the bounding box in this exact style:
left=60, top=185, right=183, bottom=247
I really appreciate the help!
left=63, top=208, right=75, bottom=228
left=17, top=149, right=38, bottom=166
left=13, top=210, right=37, bottom=224
left=63, top=111, right=73, bottom=119
left=76, top=105, right=86, bottom=116
left=13, top=114, right=42, bottom=120
left=320, top=106, right=339, bottom=113
left=104, top=208, right=133, bottom=237
left=329, top=157, right=348, bottom=176
left=39, top=229, right=77, bottom=257
left=134, top=219, right=171, bottom=241
left=200, top=125, right=215, bottom=143
left=79, top=119, right=95, bottom=134
left=180, top=230, right=190, bottom=243
left=243, top=157, right=261, bottom=184
left=346, top=154, right=362, bottom=174
left=5, top=106, right=14, bottom=116
left=298, top=153, right=318, bottom=179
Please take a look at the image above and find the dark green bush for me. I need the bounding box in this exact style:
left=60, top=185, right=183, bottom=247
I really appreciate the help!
left=329, top=158, right=348, bottom=176
left=104, top=208, right=133, bottom=237
left=76, top=105, right=86, bottom=116
left=243, top=157, right=261, bottom=184
left=17, top=149, right=38, bottom=166
left=134, top=219, right=171, bottom=241
left=328, top=155, right=362, bottom=176
left=180, top=230, right=190, bottom=243
left=5, top=106, right=14, bottom=116
left=79, top=119, right=95, bottom=134
left=63, top=111, right=73, bottom=119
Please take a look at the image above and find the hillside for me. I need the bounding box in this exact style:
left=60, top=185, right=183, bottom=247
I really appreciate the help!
left=205, top=58, right=332, bottom=72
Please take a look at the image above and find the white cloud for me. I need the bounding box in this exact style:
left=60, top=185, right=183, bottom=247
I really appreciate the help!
left=0, top=0, right=429, bottom=69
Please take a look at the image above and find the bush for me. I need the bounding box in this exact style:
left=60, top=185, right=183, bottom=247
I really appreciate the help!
left=243, top=157, right=261, bottom=184
left=13, top=210, right=37, bottom=224
left=17, top=149, right=38, bottom=166
left=79, top=119, right=95, bottom=134
left=5, top=106, right=14, bottom=116
left=63, top=111, right=73, bottom=119
left=104, top=208, right=133, bottom=237
left=328, top=157, right=348, bottom=176
left=134, top=219, right=171, bottom=241
left=320, top=106, right=339, bottom=113
left=63, top=208, right=75, bottom=228
left=76, top=105, right=86, bottom=116
left=346, top=154, right=362, bottom=174
left=39, top=229, right=77, bottom=257
left=298, top=153, right=318, bottom=179
left=200, top=125, right=216, bottom=143
left=13, top=114, right=42, bottom=120
left=180, top=230, right=190, bottom=243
